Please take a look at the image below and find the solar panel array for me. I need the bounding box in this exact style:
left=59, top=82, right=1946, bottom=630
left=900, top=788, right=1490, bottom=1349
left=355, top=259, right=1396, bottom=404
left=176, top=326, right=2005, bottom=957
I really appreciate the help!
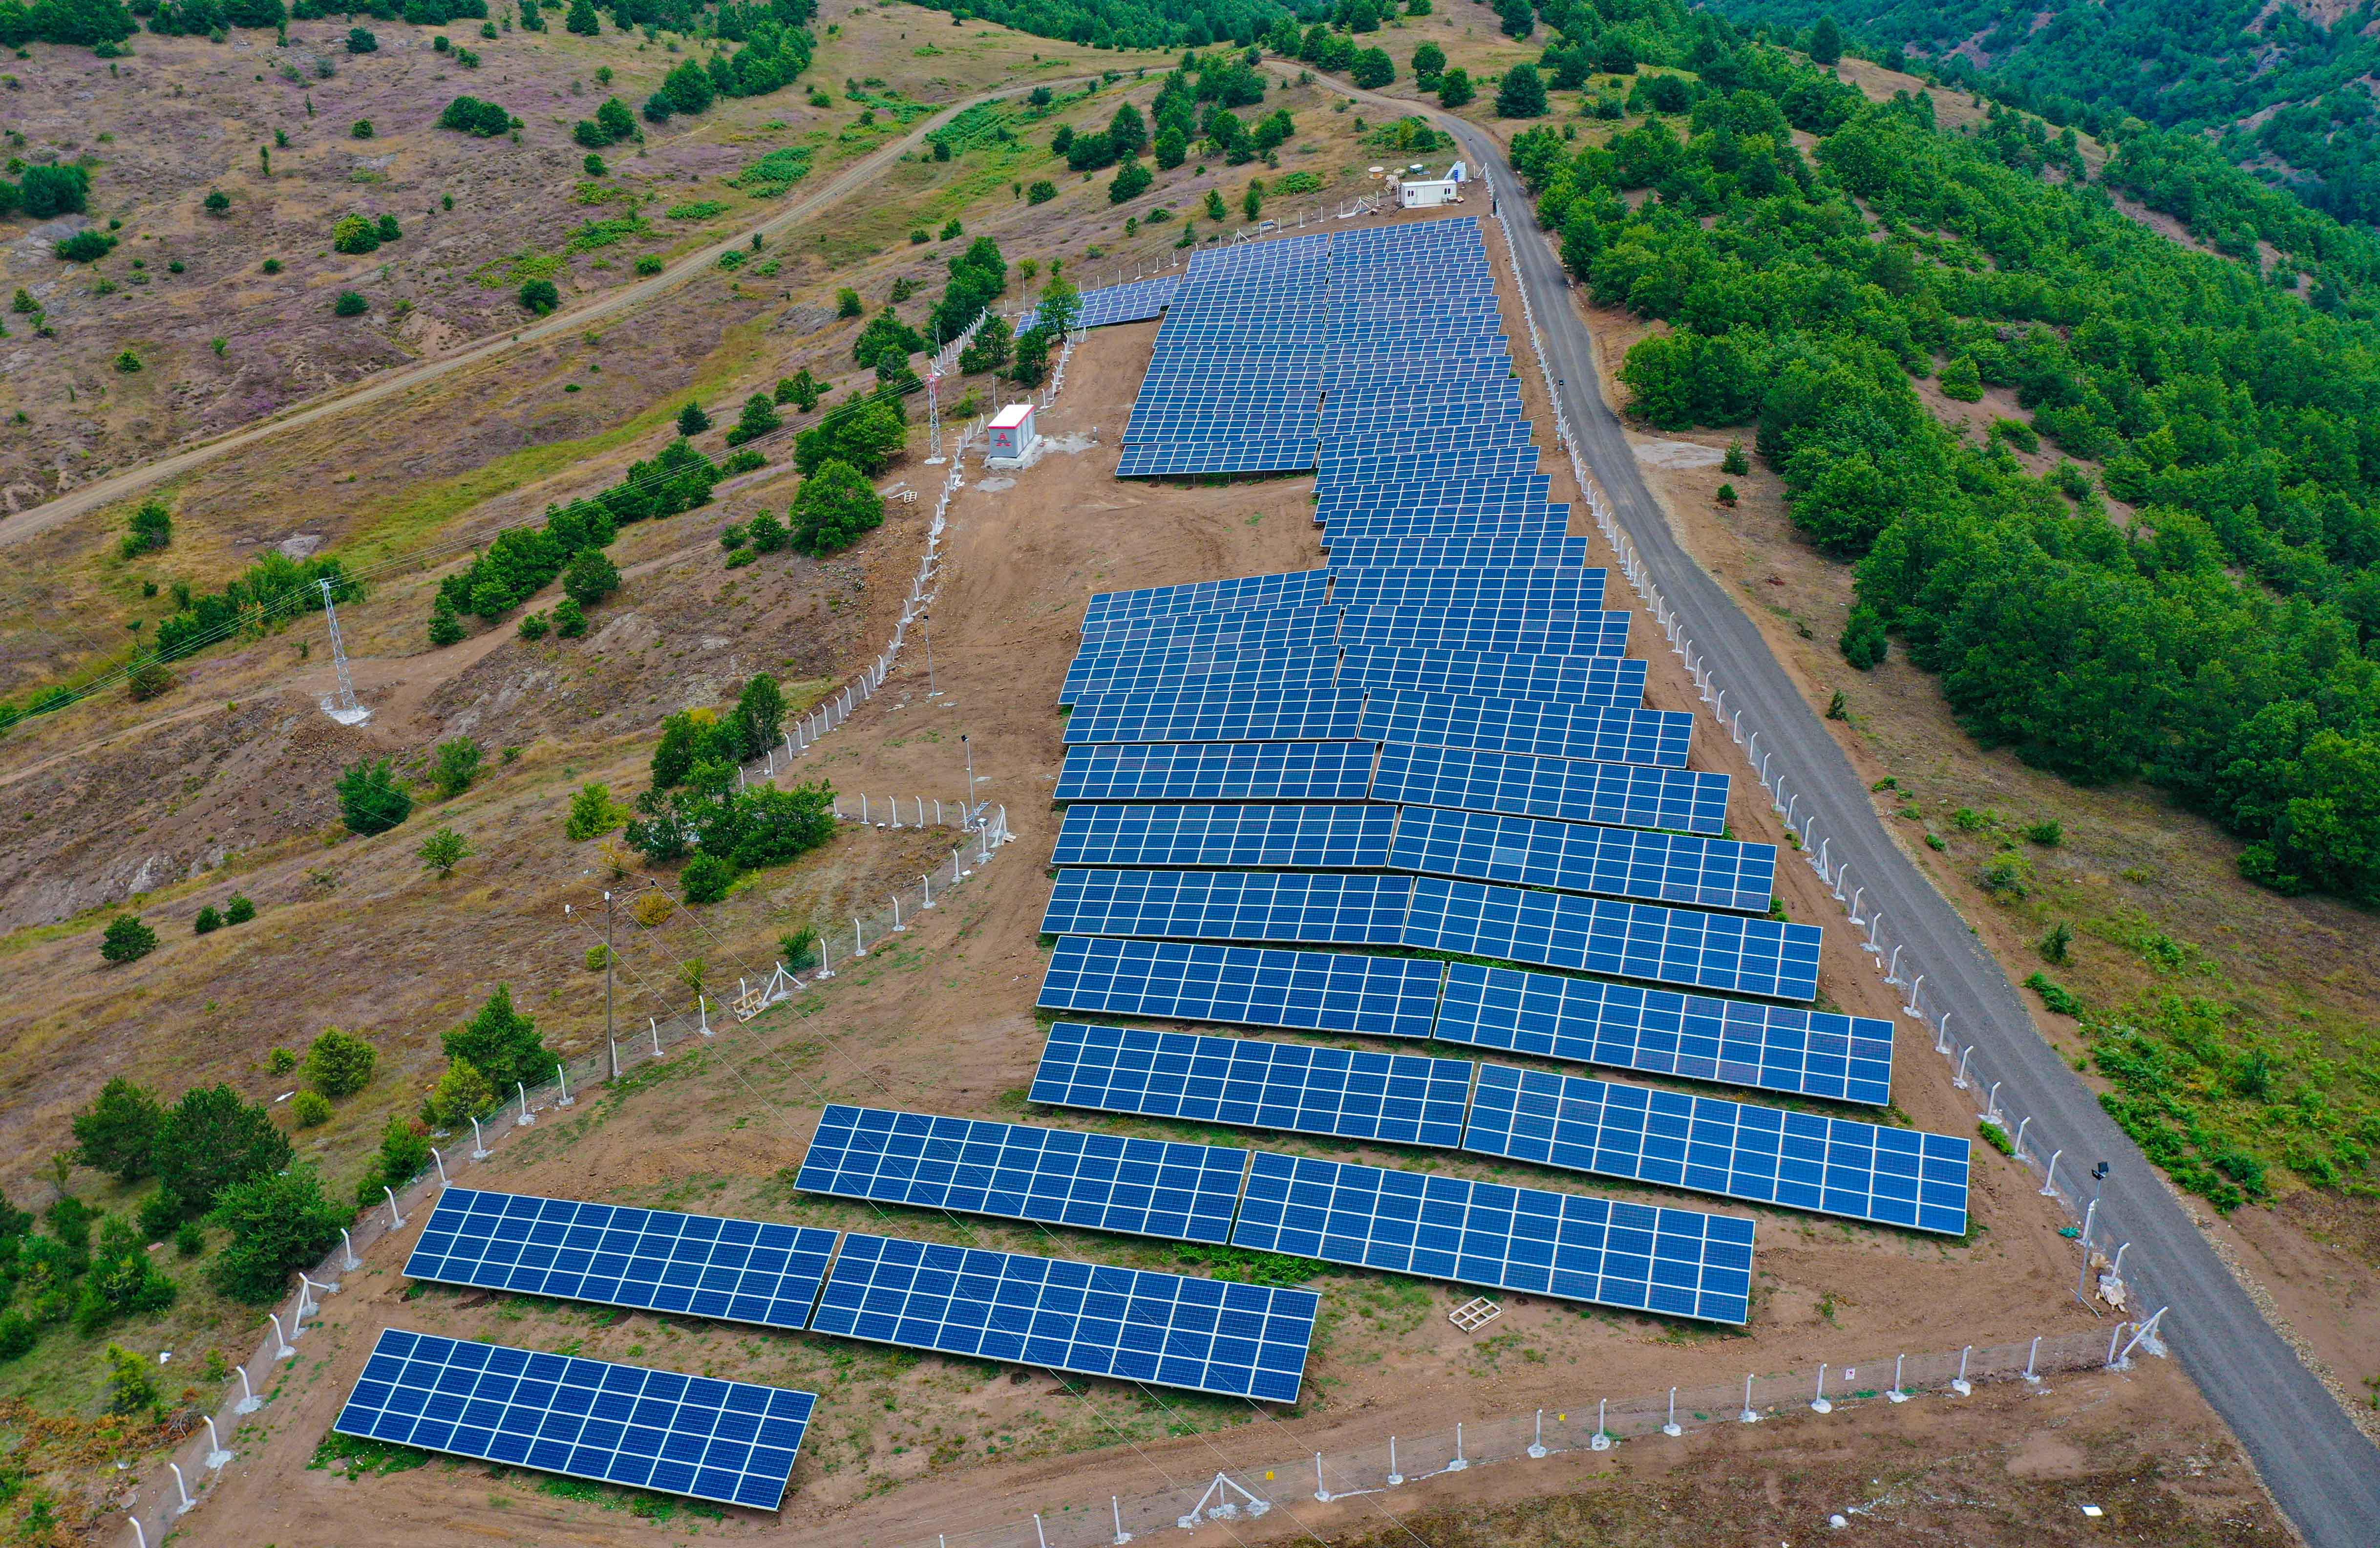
left=1014, top=273, right=1181, bottom=334
left=1020, top=217, right=1971, bottom=1331
left=334, top=1329, right=817, bottom=1511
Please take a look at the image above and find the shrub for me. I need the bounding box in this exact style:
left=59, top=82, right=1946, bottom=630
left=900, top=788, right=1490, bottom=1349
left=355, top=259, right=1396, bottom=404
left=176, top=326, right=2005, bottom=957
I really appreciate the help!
left=173, top=1219, right=204, bottom=1257
left=1025, top=179, right=1057, bottom=205
left=346, top=25, right=377, bottom=50
left=1839, top=603, right=1888, bottom=669
left=333, top=291, right=369, bottom=317
left=422, top=1056, right=497, bottom=1127
left=73, top=1077, right=163, bottom=1183
left=562, top=546, right=620, bottom=605
left=431, top=736, right=482, bottom=799
left=519, top=278, right=560, bottom=314
left=207, top=1167, right=343, bottom=1303
left=351, top=118, right=374, bottom=139
left=553, top=597, right=587, bottom=637
left=418, top=825, right=472, bottom=877
left=305, top=1027, right=378, bottom=1096
left=100, top=915, right=157, bottom=964
left=722, top=392, right=781, bottom=447
left=565, top=782, right=625, bottom=839
left=788, top=459, right=885, bottom=553
left=1108, top=159, right=1152, bottom=203
left=2025, top=820, right=2064, bottom=847
left=225, top=894, right=255, bottom=924
left=193, top=905, right=222, bottom=934
left=443, top=986, right=554, bottom=1095
left=337, top=758, right=411, bottom=834
left=356, top=1116, right=431, bottom=1207
left=105, top=1343, right=159, bottom=1415
left=746, top=510, right=789, bottom=552
left=681, top=851, right=735, bottom=903
left=2039, top=920, right=2074, bottom=963
left=125, top=498, right=172, bottom=554
left=22, top=164, right=91, bottom=219
left=156, top=1085, right=291, bottom=1220
left=267, top=1047, right=299, bottom=1075
left=1938, top=354, right=1984, bottom=401
left=634, top=254, right=664, bottom=275
left=331, top=214, right=381, bottom=254
left=438, top=96, right=512, bottom=137
left=55, top=230, right=117, bottom=263
left=1438, top=66, right=1474, bottom=108
left=517, top=610, right=549, bottom=639
left=291, top=1091, right=333, bottom=1127
left=2023, top=971, right=2083, bottom=1016
left=779, top=925, right=820, bottom=968
left=430, top=597, right=466, bottom=645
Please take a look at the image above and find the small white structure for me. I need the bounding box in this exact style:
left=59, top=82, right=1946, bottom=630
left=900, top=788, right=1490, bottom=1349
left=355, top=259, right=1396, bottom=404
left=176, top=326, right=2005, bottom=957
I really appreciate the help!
left=1398, top=177, right=1461, bottom=209
left=985, top=401, right=1038, bottom=466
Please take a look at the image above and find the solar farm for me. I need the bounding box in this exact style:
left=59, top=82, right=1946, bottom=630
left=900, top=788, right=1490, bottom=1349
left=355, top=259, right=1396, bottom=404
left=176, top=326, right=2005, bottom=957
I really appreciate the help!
left=307, top=215, right=2019, bottom=1531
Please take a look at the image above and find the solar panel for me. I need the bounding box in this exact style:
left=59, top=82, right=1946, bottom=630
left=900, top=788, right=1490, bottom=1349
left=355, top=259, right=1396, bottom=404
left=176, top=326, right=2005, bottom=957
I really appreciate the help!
left=1375, top=742, right=1730, bottom=836
left=334, top=1328, right=816, bottom=1511
left=1079, top=602, right=1334, bottom=652
left=1053, top=803, right=1395, bottom=868
left=1326, top=534, right=1589, bottom=570
left=1230, top=1152, right=1754, bottom=1324
left=404, top=1187, right=837, bottom=1331
left=1389, top=804, right=1777, bottom=913
left=1033, top=1021, right=1473, bottom=1147
left=1462, top=1064, right=1970, bottom=1234
left=1404, top=875, right=1824, bottom=1001
left=1054, top=741, right=1376, bottom=804
left=1362, top=688, right=1694, bottom=769
left=1015, top=273, right=1180, bottom=333
left=1330, top=565, right=1607, bottom=611
left=1063, top=684, right=1363, bottom=746
left=1037, top=936, right=1444, bottom=1040
left=1062, top=646, right=1339, bottom=709
left=1436, top=961, right=1895, bottom=1105
left=795, top=1104, right=1249, bottom=1244
left=810, top=1233, right=1318, bottom=1402
left=1339, top=645, right=1647, bottom=709
left=1041, top=868, right=1410, bottom=945
left=1339, top=606, right=1630, bottom=658
left=1084, top=569, right=1329, bottom=626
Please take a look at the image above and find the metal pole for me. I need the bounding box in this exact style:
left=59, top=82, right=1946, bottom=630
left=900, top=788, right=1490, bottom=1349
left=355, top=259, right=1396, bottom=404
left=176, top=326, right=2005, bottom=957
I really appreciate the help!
left=430, top=1148, right=447, bottom=1188
left=1529, top=1410, right=1546, bottom=1459
left=1810, top=1364, right=1831, bottom=1414
left=383, top=1186, right=404, bottom=1230
left=2024, top=1335, right=2042, bottom=1383
left=1387, top=1436, right=1402, bottom=1486
left=555, top=1060, right=572, bottom=1107
left=1589, top=1398, right=1609, bottom=1450
left=1953, top=1345, right=1973, bottom=1395
left=318, top=577, right=362, bottom=718
left=2040, top=1150, right=2063, bottom=1197
left=340, top=1228, right=361, bottom=1272
left=1888, top=1354, right=1907, bottom=1403
left=1663, top=1387, right=1681, bottom=1436
left=1739, top=1373, right=1759, bottom=1423
left=235, top=1366, right=260, bottom=1413
left=963, top=733, right=978, bottom=826
left=2011, top=1115, right=2031, bottom=1161
left=1953, top=1046, right=1973, bottom=1088
left=604, top=889, right=617, bottom=1079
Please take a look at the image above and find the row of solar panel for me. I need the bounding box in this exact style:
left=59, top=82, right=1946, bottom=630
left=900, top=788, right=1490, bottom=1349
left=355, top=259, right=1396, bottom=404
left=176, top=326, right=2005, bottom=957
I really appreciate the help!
left=1059, top=646, right=1650, bottom=714
left=797, top=1101, right=1755, bottom=1325
left=1012, top=273, right=1181, bottom=335
left=1035, top=936, right=1895, bottom=1105
left=1028, top=1023, right=1966, bottom=1235
left=1054, top=739, right=1733, bottom=838
left=1061, top=687, right=1687, bottom=768
left=402, top=1187, right=1321, bottom=1403
left=1050, top=800, right=1776, bottom=913
left=1040, top=869, right=1825, bottom=1002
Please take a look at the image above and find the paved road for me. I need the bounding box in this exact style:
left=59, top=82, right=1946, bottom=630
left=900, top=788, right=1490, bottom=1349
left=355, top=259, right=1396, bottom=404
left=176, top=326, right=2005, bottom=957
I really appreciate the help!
left=0, top=75, right=1102, bottom=550
left=1434, top=117, right=2380, bottom=1548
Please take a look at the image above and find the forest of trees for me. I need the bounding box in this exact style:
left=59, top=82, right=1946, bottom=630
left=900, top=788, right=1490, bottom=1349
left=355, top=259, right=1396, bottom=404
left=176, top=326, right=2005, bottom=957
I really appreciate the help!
left=895, top=0, right=1284, bottom=50
left=1505, top=3, right=2379, bottom=915
left=1702, top=0, right=2380, bottom=231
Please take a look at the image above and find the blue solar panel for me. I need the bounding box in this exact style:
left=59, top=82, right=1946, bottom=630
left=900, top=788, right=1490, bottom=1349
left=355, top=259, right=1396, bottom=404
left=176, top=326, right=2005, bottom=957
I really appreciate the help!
left=1055, top=741, right=1376, bottom=804
left=1015, top=273, right=1180, bottom=333
left=1340, top=606, right=1629, bottom=657
left=1389, top=804, right=1776, bottom=913
left=1042, top=868, right=1410, bottom=944
left=1330, top=566, right=1607, bottom=611
left=1339, top=645, right=1647, bottom=709
left=1054, top=803, right=1394, bottom=868
left=1404, top=875, right=1823, bottom=1001
left=334, top=1329, right=816, bottom=1511
left=404, top=1187, right=837, bottom=1331
left=1375, top=742, right=1730, bottom=836
left=1436, top=961, right=1895, bottom=1105
left=1231, top=1152, right=1753, bottom=1324
left=795, top=1104, right=1249, bottom=1244
left=1079, top=602, right=1334, bottom=652
left=1462, top=1064, right=1970, bottom=1234
left=1361, top=688, right=1694, bottom=769
left=1063, top=685, right=1362, bottom=745
left=810, top=1233, right=1318, bottom=1402
left=1062, top=647, right=1339, bottom=709
left=1033, top=1021, right=1473, bottom=1148
left=1037, top=936, right=1443, bottom=1039
left=1084, top=570, right=1329, bottom=626
left=1326, top=534, right=1588, bottom=570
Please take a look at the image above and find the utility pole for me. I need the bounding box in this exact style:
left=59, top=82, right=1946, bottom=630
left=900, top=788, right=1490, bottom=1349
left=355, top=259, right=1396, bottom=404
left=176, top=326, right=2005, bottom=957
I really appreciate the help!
left=603, top=889, right=618, bottom=1079
left=962, top=733, right=978, bottom=829
left=318, top=577, right=367, bottom=724
left=920, top=609, right=937, bottom=697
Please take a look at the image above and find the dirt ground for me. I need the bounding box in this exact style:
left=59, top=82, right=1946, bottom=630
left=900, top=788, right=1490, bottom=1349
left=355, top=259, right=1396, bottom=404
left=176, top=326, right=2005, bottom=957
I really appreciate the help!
left=99, top=209, right=2298, bottom=1547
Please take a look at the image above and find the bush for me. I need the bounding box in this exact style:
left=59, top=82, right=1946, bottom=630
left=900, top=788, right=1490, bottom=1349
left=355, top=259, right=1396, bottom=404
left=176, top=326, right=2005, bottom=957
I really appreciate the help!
left=517, top=610, right=549, bottom=640
left=357, top=1116, right=431, bottom=1207
left=1026, top=179, right=1057, bottom=205
left=562, top=546, right=620, bottom=605
left=21, top=164, right=91, bottom=219
left=173, top=1219, right=204, bottom=1257
left=125, top=498, right=172, bottom=554
left=337, top=758, right=411, bottom=834
left=73, top=1077, right=164, bottom=1183
left=432, top=735, right=482, bottom=799
left=519, top=278, right=560, bottom=314
left=100, top=915, right=157, bottom=965
left=722, top=392, right=782, bottom=447
left=55, top=230, right=117, bottom=263
left=676, top=400, right=711, bottom=435
left=155, top=1085, right=291, bottom=1220
left=333, top=291, right=369, bottom=317
left=291, top=1091, right=333, bottom=1127
left=1839, top=603, right=1888, bottom=669
left=351, top=119, right=375, bottom=140
left=2023, top=971, right=2083, bottom=1016
left=2025, top=820, right=2064, bottom=846
left=207, top=1167, right=344, bottom=1303
left=634, top=254, right=664, bottom=276
left=788, top=459, right=885, bottom=554
left=347, top=25, right=377, bottom=49
left=225, top=894, right=255, bottom=924
left=442, top=985, right=554, bottom=1095
left=836, top=286, right=863, bottom=318
left=422, top=1057, right=497, bottom=1127
left=565, top=782, right=624, bottom=840
left=681, top=851, right=735, bottom=903
left=553, top=597, right=587, bottom=637
left=193, top=905, right=222, bottom=934
left=1108, top=159, right=1152, bottom=203
left=304, top=1027, right=378, bottom=1096
left=438, top=95, right=512, bottom=136
left=418, top=825, right=472, bottom=877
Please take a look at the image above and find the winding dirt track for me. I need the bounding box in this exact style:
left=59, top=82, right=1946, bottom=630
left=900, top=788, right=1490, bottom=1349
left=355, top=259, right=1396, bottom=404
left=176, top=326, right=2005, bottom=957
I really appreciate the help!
left=0, top=74, right=1098, bottom=549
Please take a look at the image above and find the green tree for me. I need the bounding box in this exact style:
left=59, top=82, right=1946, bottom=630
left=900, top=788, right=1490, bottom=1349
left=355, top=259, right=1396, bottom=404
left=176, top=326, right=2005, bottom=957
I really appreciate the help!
left=1807, top=15, right=1843, bottom=66
left=104, top=1343, right=159, bottom=1416
left=794, top=399, right=907, bottom=476
left=193, top=905, right=222, bottom=934
left=1154, top=126, right=1187, bottom=169
left=681, top=852, right=735, bottom=903
left=155, top=1085, right=292, bottom=1219
left=836, top=286, right=863, bottom=317
left=554, top=597, right=587, bottom=637
left=676, top=400, right=711, bottom=435
left=226, top=895, right=256, bottom=924
left=432, top=735, right=482, bottom=798
left=356, top=1115, right=432, bottom=1206
left=596, top=96, right=636, bottom=142
left=563, top=546, right=620, bottom=606
left=1411, top=41, right=1445, bottom=84
left=442, top=985, right=554, bottom=1095
left=1204, top=187, right=1227, bottom=221
left=734, top=674, right=787, bottom=758
left=21, top=164, right=91, bottom=219
left=1839, top=603, right=1888, bottom=669
left=1109, top=159, right=1153, bottom=204
left=423, top=1057, right=498, bottom=1127
left=1497, top=63, right=1547, bottom=118
left=564, top=0, right=597, bottom=33
left=72, top=1078, right=163, bottom=1184
left=429, top=596, right=466, bottom=646
left=1438, top=67, right=1474, bottom=108
left=1938, top=354, right=1984, bottom=401
left=724, top=392, right=782, bottom=447
left=100, top=915, right=156, bottom=965
left=519, top=278, right=560, bottom=315
left=775, top=369, right=822, bottom=410
left=419, top=825, right=472, bottom=878
left=564, top=782, right=623, bottom=840
left=125, top=499, right=172, bottom=554
left=346, top=23, right=377, bottom=50
left=1721, top=440, right=1750, bottom=475
left=303, top=1027, right=377, bottom=1097
left=1351, top=47, right=1393, bottom=89
left=789, top=460, right=886, bottom=554
left=337, top=758, right=411, bottom=835
left=206, top=1167, right=344, bottom=1304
